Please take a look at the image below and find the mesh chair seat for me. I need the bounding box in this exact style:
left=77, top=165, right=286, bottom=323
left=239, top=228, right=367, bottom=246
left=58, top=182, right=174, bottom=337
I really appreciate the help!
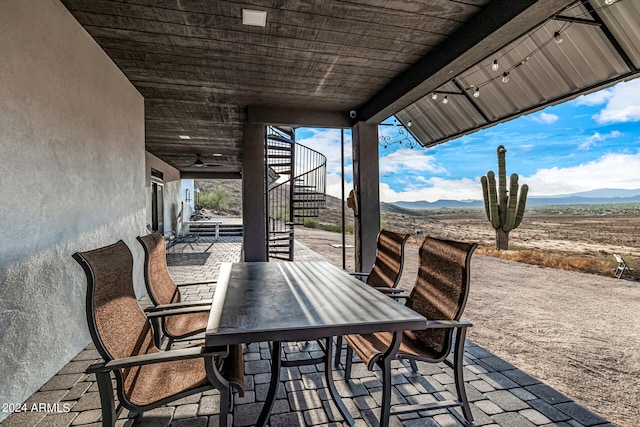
left=124, top=343, right=243, bottom=407
left=164, top=311, right=209, bottom=339
left=366, top=230, right=410, bottom=290
left=137, top=232, right=214, bottom=347
left=345, top=329, right=445, bottom=369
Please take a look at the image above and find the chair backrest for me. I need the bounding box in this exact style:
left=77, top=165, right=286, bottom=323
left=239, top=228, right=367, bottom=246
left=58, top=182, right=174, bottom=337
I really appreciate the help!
left=405, top=237, right=477, bottom=359
left=137, top=232, right=181, bottom=306
left=366, top=230, right=410, bottom=289
left=73, top=241, right=157, bottom=363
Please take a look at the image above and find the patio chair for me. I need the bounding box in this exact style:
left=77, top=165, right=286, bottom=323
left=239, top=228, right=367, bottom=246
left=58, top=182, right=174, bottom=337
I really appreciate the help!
left=137, top=232, right=215, bottom=349
left=613, top=254, right=636, bottom=279
left=343, top=237, right=477, bottom=425
left=335, top=230, right=410, bottom=365
left=350, top=229, right=410, bottom=293
left=72, top=240, right=244, bottom=427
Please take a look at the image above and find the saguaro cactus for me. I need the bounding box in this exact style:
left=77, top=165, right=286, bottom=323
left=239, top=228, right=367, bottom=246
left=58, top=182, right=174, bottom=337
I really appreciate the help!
left=481, top=145, right=529, bottom=250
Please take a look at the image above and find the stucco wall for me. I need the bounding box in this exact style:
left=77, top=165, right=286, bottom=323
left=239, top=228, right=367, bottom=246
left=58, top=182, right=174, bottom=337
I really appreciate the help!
left=145, top=152, right=187, bottom=234
left=0, top=0, right=146, bottom=417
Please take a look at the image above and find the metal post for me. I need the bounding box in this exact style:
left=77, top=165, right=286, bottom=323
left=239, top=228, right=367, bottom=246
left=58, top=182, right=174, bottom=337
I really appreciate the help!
left=341, top=128, right=346, bottom=270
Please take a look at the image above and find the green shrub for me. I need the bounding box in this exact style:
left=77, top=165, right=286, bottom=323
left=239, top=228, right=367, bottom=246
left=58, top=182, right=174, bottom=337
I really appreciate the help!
left=302, top=219, right=353, bottom=234
left=303, top=218, right=318, bottom=228
left=199, top=186, right=229, bottom=212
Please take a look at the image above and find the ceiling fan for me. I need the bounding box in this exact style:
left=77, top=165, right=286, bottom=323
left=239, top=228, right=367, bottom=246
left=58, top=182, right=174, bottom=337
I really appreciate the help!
left=189, top=154, right=223, bottom=168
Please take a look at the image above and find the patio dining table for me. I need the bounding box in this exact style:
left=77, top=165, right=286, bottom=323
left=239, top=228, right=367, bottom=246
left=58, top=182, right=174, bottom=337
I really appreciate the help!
left=205, top=261, right=427, bottom=427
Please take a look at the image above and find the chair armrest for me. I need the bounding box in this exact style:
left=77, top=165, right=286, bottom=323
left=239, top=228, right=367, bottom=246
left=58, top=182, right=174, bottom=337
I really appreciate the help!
left=86, top=346, right=229, bottom=373
left=146, top=305, right=211, bottom=319
left=424, top=319, right=473, bottom=329
left=374, top=287, right=404, bottom=294
left=176, top=280, right=217, bottom=287
left=347, top=271, right=370, bottom=277
left=388, top=293, right=410, bottom=300
left=144, top=300, right=212, bottom=312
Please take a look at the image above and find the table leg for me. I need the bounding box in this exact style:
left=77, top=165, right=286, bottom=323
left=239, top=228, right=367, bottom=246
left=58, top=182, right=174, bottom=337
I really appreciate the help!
left=256, top=340, right=282, bottom=427
left=379, top=331, right=403, bottom=427
left=324, top=337, right=355, bottom=426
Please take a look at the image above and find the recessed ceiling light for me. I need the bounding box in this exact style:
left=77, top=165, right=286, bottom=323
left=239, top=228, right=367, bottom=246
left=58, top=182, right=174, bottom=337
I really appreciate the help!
left=179, top=135, right=191, bottom=140
left=212, top=153, right=223, bottom=157
left=242, top=9, right=267, bottom=27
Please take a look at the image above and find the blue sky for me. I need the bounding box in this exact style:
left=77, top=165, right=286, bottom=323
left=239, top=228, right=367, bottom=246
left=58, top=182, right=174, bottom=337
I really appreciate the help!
left=296, top=78, right=640, bottom=202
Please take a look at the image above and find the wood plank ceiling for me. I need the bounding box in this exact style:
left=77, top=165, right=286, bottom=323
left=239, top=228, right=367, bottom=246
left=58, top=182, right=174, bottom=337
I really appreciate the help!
left=60, top=0, right=571, bottom=177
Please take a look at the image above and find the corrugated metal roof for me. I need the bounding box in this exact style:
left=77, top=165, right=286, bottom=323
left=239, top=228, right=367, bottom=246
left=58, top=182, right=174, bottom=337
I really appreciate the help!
left=397, top=0, right=640, bottom=148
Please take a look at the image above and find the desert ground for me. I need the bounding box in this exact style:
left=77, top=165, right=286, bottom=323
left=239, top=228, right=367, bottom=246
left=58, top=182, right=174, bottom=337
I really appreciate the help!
left=293, top=207, right=640, bottom=427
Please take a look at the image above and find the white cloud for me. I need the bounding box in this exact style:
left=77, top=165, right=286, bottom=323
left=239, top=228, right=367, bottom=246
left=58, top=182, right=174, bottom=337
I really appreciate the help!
left=325, top=172, right=352, bottom=200
left=379, top=148, right=446, bottom=175
left=578, top=130, right=622, bottom=150
left=573, top=89, right=613, bottom=106
left=522, top=151, right=640, bottom=196
left=296, top=128, right=352, bottom=175
left=531, top=112, right=559, bottom=125
left=592, top=79, right=640, bottom=124
left=379, top=177, right=482, bottom=203
left=376, top=151, right=640, bottom=203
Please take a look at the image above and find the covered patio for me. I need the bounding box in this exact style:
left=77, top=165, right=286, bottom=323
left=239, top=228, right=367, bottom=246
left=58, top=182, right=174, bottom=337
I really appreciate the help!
left=2, top=0, right=639, bottom=426
left=1, top=237, right=612, bottom=427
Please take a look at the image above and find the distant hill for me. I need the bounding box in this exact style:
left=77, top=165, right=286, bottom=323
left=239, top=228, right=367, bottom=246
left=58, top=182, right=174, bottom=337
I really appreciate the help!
left=380, top=201, right=424, bottom=215
left=528, top=194, right=640, bottom=206
left=393, top=200, right=483, bottom=209
left=393, top=189, right=640, bottom=209
left=540, top=188, right=640, bottom=199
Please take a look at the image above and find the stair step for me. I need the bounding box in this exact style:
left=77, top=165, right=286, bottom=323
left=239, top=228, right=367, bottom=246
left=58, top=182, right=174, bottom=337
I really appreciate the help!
left=271, top=170, right=292, bottom=176
left=293, top=211, right=320, bottom=217
left=294, top=194, right=325, bottom=200
left=293, top=201, right=325, bottom=205
left=269, top=250, right=292, bottom=255
left=269, top=236, right=293, bottom=241
left=267, top=134, right=294, bottom=145
left=267, top=144, right=293, bottom=152
left=269, top=165, right=292, bottom=171
left=269, top=254, right=292, bottom=260
left=267, top=154, right=292, bottom=160
left=269, top=243, right=292, bottom=248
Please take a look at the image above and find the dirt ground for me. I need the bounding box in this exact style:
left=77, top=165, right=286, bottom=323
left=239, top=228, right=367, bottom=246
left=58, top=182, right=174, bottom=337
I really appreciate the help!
left=294, top=225, right=640, bottom=427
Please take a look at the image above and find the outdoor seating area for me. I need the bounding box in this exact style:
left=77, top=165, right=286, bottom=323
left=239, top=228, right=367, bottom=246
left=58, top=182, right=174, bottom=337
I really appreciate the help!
left=2, top=236, right=612, bottom=427
left=3, top=2, right=639, bottom=426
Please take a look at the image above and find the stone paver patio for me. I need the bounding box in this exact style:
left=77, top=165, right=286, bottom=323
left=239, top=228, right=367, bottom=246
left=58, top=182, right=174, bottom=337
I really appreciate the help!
left=1, top=237, right=614, bottom=427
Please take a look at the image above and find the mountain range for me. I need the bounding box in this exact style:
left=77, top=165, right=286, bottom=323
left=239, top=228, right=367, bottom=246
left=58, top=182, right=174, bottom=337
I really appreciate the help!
left=392, top=188, right=640, bottom=210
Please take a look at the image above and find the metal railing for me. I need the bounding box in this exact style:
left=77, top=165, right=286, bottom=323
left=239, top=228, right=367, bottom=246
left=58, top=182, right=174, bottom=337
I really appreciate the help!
left=266, top=126, right=326, bottom=260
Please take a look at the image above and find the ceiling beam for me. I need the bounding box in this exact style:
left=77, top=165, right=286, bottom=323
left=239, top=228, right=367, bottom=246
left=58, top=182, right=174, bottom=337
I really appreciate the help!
left=583, top=0, right=637, bottom=72
left=247, top=105, right=352, bottom=128
left=356, top=0, right=575, bottom=123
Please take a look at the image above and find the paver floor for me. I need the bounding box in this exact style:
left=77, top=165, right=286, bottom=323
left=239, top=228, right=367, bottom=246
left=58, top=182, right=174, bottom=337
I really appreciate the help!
left=1, top=237, right=614, bottom=427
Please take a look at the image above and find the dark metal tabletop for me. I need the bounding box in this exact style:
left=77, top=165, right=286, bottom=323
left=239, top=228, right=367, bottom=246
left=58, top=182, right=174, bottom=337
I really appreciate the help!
left=205, top=261, right=427, bottom=346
